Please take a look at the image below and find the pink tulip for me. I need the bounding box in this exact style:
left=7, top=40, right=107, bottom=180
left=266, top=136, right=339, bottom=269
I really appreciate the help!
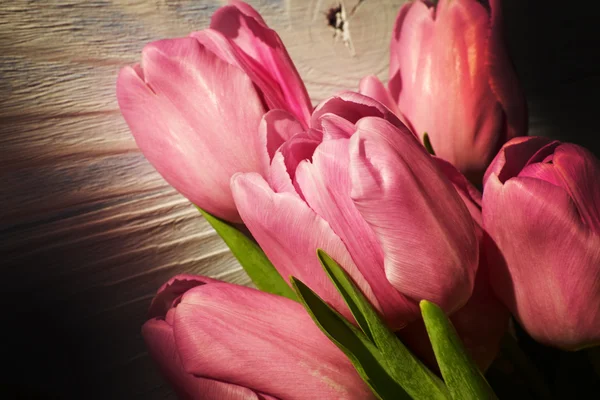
left=117, top=1, right=311, bottom=222
left=401, top=160, right=509, bottom=371
left=231, top=92, right=479, bottom=329
left=361, top=0, right=527, bottom=182
left=143, top=274, right=374, bottom=400
left=483, top=137, right=600, bottom=350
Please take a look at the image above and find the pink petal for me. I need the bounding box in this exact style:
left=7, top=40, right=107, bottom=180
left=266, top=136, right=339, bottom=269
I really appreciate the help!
left=400, top=260, right=509, bottom=372
left=173, top=283, right=374, bottom=399
left=317, top=113, right=356, bottom=140
left=296, top=139, right=418, bottom=329
left=211, top=4, right=312, bottom=124
left=268, top=152, right=298, bottom=196
left=231, top=172, right=379, bottom=321
left=483, top=175, right=600, bottom=349
left=311, top=91, right=405, bottom=133
left=116, top=38, right=267, bottom=222
left=483, top=136, right=556, bottom=185
left=259, top=109, right=305, bottom=161
left=358, top=75, right=401, bottom=117
left=389, top=0, right=505, bottom=178
left=273, top=131, right=322, bottom=196
left=350, top=117, right=478, bottom=313
left=433, top=157, right=482, bottom=226
left=148, top=274, right=220, bottom=318
left=142, top=319, right=265, bottom=400
left=553, top=144, right=600, bottom=233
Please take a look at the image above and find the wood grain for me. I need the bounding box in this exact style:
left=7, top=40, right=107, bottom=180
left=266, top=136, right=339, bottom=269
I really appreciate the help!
left=0, top=1, right=407, bottom=398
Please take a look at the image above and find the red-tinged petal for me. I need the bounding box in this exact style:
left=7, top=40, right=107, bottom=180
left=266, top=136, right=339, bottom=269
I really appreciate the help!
left=350, top=117, right=478, bottom=313
left=173, top=283, right=374, bottom=400
left=259, top=109, right=305, bottom=161
left=553, top=144, right=600, bottom=233
left=483, top=175, right=600, bottom=349
left=486, top=0, right=528, bottom=141
left=311, top=91, right=405, bottom=132
left=296, top=139, right=418, bottom=329
left=231, top=173, right=379, bottom=321
left=211, top=4, right=312, bottom=124
left=148, top=274, right=220, bottom=319
left=142, top=319, right=265, bottom=400
left=358, top=75, right=401, bottom=117
left=483, top=136, right=557, bottom=185
left=117, top=38, right=267, bottom=222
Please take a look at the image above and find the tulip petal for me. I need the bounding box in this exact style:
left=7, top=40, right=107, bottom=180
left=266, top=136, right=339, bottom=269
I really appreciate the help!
left=311, top=91, right=405, bottom=132
left=433, top=157, right=482, bottom=226
left=358, top=75, right=402, bottom=117
left=117, top=37, right=267, bottom=222
left=268, top=151, right=298, bottom=196
left=148, top=274, right=219, bottom=319
left=483, top=136, right=557, bottom=185
left=483, top=174, right=600, bottom=349
left=553, top=144, right=600, bottom=233
left=211, top=4, right=312, bottom=124
left=317, top=113, right=356, bottom=140
left=400, top=265, right=508, bottom=373
left=173, top=283, right=374, bottom=399
left=259, top=109, right=305, bottom=161
left=350, top=117, right=478, bottom=313
left=231, top=172, right=378, bottom=321
left=296, top=139, right=418, bottom=329
left=142, top=319, right=266, bottom=400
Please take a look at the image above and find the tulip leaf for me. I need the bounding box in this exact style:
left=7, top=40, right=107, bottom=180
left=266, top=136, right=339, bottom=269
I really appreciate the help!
left=197, top=207, right=297, bottom=301
left=290, top=277, right=411, bottom=400
left=420, top=300, right=498, bottom=400
left=423, top=132, right=436, bottom=155
left=317, top=250, right=450, bottom=400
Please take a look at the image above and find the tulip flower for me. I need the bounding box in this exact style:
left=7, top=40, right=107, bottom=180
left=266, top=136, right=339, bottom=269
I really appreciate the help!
left=143, top=274, right=374, bottom=400
left=231, top=92, right=479, bottom=329
left=360, top=0, right=527, bottom=182
left=117, top=1, right=311, bottom=222
left=483, top=137, right=600, bottom=350
left=401, top=158, right=509, bottom=371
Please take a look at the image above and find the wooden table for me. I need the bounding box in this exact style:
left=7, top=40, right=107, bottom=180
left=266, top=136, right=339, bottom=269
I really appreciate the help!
left=1, top=1, right=597, bottom=398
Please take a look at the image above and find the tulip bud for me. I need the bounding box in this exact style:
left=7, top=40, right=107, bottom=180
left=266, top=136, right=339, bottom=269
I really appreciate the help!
left=117, top=2, right=311, bottom=222
left=143, top=275, right=374, bottom=399
left=483, top=137, right=600, bottom=350
left=380, top=0, right=527, bottom=182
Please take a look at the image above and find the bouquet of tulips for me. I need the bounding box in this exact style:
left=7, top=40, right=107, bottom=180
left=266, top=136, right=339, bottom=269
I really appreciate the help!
left=117, top=1, right=600, bottom=399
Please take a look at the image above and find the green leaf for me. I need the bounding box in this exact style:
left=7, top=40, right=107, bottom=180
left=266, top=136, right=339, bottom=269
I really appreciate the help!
left=197, top=207, right=297, bottom=301
left=290, top=277, right=411, bottom=400
left=317, top=250, right=450, bottom=400
left=423, top=132, right=436, bottom=156
left=421, top=300, right=498, bottom=400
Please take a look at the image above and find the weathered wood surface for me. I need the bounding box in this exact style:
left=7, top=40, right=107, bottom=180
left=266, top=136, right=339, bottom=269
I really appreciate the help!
left=0, top=1, right=597, bottom=399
